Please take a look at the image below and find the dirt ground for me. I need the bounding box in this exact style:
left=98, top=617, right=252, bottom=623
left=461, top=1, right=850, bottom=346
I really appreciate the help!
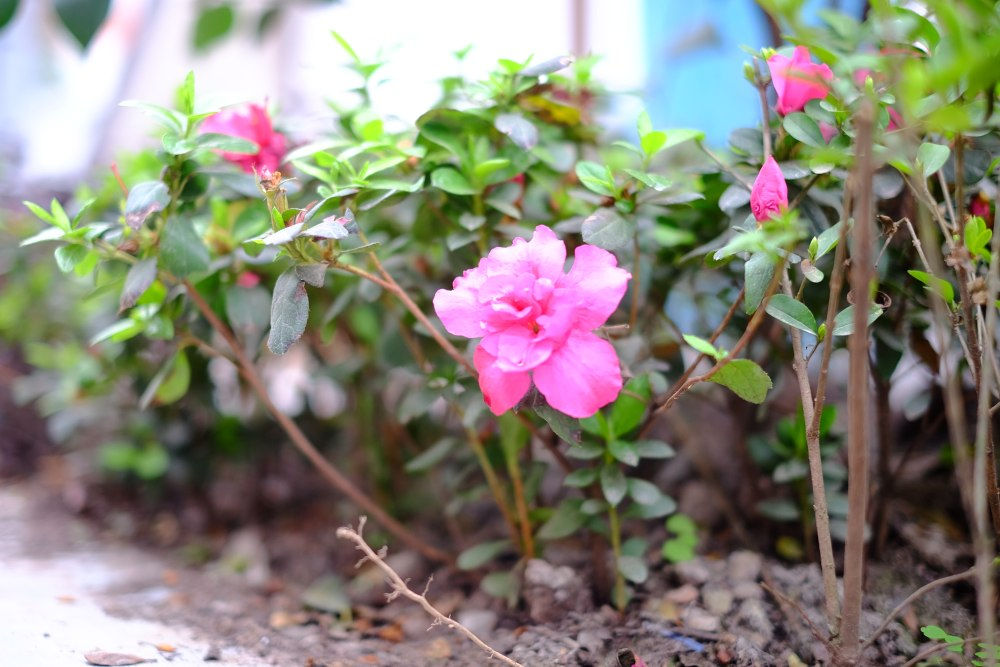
left=0, top=475, right=978, bottom=666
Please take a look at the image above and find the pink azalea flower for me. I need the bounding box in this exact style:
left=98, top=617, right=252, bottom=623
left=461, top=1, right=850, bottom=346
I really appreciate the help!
left=971, top=192, right=992, bottom=224
left=767, top=46, right=833, bottom=115
left=819, top=122, right=838, bottom=143
left=433, top=225, right=630, bottom=418
left=200, top=103, right=287, bottom=174
left=750, top=156, right=788, bottom=223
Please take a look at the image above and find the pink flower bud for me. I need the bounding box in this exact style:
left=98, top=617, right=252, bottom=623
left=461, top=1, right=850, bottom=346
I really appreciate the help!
left=236, top=271, right=261, bottom=288
left=767, top=46, right=833, bottom=115
left=750, top=156, right=788, bottom=222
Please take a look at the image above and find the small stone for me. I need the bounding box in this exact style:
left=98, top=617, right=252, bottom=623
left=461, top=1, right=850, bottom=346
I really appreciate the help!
left=576, top=627, right=611, bottom=656
left=682, top=605, right=720, bottom=632
left=424, top=638, right=452, bottom=659
left=702, top=585, right=734, bottom=616
left=522, top=559, right=592, bottom=623
left=731, top=581, right=764, bottom=600
left=727, top=551, right=762, bottom=583
left=666, top=583, right=700, bottom=605
left=455, top=609, right=498, bottom=637
left=732, top=598, right=774, bottom=647
left=674, top=558, right=711, bottom=584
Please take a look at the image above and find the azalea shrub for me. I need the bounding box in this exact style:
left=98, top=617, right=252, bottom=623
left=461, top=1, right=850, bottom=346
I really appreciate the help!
left=10, top=1, right=1000, bottom=659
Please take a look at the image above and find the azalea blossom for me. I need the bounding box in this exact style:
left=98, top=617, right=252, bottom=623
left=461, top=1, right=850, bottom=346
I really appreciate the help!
left=767, top=46, right=833, bottom=115
left=433, top=225, right=630, bottom=418
left=200, top=103, right=287, bottom=174
left=750, top=156, right=788, bottom=222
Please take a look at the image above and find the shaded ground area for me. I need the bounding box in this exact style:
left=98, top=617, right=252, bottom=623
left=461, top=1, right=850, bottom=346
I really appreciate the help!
left=0, top=479, right=977, bottom=666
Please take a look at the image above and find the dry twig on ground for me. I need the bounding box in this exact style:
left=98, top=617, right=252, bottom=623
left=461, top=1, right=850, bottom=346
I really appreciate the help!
left=336, top=517, right=525, bottom=667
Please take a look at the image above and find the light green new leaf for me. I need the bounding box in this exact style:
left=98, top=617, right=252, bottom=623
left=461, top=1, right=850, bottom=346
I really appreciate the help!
left=709, top=359, right=772, bottom=404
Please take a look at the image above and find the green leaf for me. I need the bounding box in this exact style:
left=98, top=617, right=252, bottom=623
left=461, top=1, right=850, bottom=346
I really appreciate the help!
left=625, top=169, right=673, bottom=192
left=49, top=198, right=71, bottom=231
left=814, top=221, right=845, bottom=260
left=193, top=2, right=234, bottom=51
left=631, top=493, right=676, bottom=519
left=641, top=130, right=667, bottom=156
left=405, top=438, right=456, bottom=473
left=683, top=334, right=723, bottom=359
left=176, top=71, right=195, bottom=116
left=662, top=538, right=696, bottom=563
left=267, top=269, right=309, bottom=355
left=119, top=100, right=185, bottom=134
left=617, top=555, right=648, bottom=584
left=609, top=375, right=650, bottom=437
left=125, top=181, right=169, bottom=230
left=636, top=110, right=653, bottom=138
left=20, top=227, right=66, bottom=247
left=133, top=443, right=169, bottom=479
left=766, top=294, right=818, bottom=334
left=0, top=0, right=18, bottom=31
left=119, top=258, right=158, bottom=311
left=565, top=440, right=604, bottom=459
left=53, top=0, right=110, bottom=49
left=609, top=440, right=639, bottom=466
left=709, top=359, right=772, bottom=404
left=535, top=404, right=580, bottom=445
left=295, top=264, right=326, bottom=288
left=154, top=350, right=191, bottom=405
left=480, top=571, right=520, bottom=607
left=666, top=513, right=697, bottom=536
left=783, top=112, right=825, bottom=148
left=627, top=477, right=663, bottom=505
left=660, top=128, right=704, bottom=152
left=226, top=285, right=271, bottom=335
left=430, top=166, right=477, bottom=195
left=494, top=113, right=538, bottom=150
left=54, top=245, right=88, bottom=273
left=331, top=30, right=361, bottom=64
left=600, top=464, right=628, bottom=506
left=581, top=207, right=631, bottom=252
left=908, top=269, right=955, bottom=304
left=744, top=252, right=775, bottom=314
left=160, top=218, right=209, bottom=277
left=633, top=439, right=675, bottom=458
left=457, top=539, right=511, bottom=570
left=473, top=158, right=512, bottom=182
left=917, top=142, right=950, bottom=177
left=575, top=161, right=616, bottom=197
left=196, top=132, right=258, bottom=154
left=537, top=499, right=586, bottom=539
left=757, top=498, right=800, bottom=521
left=831, top=304, right=884, bottom=336
left=965, top=217, right=992, bottom=262
left=564, top=467, right=598, bottom=487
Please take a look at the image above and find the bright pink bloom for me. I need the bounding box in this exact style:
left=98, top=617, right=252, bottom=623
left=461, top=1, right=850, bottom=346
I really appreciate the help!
left=236, top=271, right=261, bottom=288
left=200, top=103, right=287, bottom=174
left=971, top=193, right=992, bottom=224
left=750, top=156, right=788, bottom=223
left=767, top=46, right=833, bottom=115
left=433, top=225, right=630, bottom=418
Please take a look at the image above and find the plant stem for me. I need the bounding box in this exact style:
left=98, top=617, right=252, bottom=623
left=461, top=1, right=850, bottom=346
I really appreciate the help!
left=753, top=59, right=773, bottom=160
left=839, top=101, right=876, bottom=663
left=607, top=502, right=626, bottom=611
left=464, top=423, right=521, bottom=552
left=781, top=272, right=840, bottom=635
left=182, top=279, right=451, bottom=564
left=503, top=445, right=535, bottom=558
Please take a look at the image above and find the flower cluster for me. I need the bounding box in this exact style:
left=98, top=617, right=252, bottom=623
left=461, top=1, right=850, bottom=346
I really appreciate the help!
left=200, top=103, right=287, bottom=174
left=433, top=226, right=630, bottom=418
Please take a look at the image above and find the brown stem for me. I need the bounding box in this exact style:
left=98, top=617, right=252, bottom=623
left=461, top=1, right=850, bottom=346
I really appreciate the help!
left=781, top=272, right=841, bottom=635
left=182, top=279, right=451, bottom=563
left=753, top=59, right=773, bottom=160
left=839, top=101, right=876, bottom=662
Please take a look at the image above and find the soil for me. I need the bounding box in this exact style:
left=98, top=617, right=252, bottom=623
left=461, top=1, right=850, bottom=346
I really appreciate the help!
left=0, top=472, right=978, bottom=667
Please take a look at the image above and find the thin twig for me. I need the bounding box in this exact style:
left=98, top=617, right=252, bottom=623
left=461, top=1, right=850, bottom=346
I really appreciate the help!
left=860, top=567, right=977, bottom=653
left=337, top=517, right=524, bottom=667
left=696, top=141, right=755, bottom=191
left=183, top=280, right=451, bottom=564
left=752, top=59, right=773, bottom=160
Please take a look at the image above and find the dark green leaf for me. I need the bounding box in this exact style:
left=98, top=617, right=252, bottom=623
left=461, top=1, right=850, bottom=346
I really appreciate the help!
left=405, top=438, right=456, bottom=473
left=757, top=498, right=800, bottom=521
left=600, top=464, right=627, bottom=506
left=193, top=2, right=234, bottom=51
left=766, top=294, right=817, bottom=334
left=783, top=112, right=825, bottom=148
left=53, top=0, right=110, bottom=49
left=744, top=251, right=776, bottom=314
left=617, top=555, right=648, bottom=584
left=719, top=183, right=751, bottom=211
left=564, top=467, right=598, bottom=487
left=160, top=218, right=209, bottom=277
left=0, top=0, right=17, bottom=31
left=125, top=181, right=169, bottom=230
left=536, top=403, right=580, bottom=444
left=633, top=439, right=675, bottom=458
left=119, top=258, right=157, bottom=311
left=267, top=269, right=309, bottom=355
left=225, top=285, right=270, bottom=335
left=609, top=375, right=650, bottom=437
left=295, top=264, right=326, bottom=287
left=302, top=219, right=350, bottom=240
left=431, top=167, right=477, bottom=195
left=575, top=161, right=616, bottom=197
left=537, top=499, right=586, bottom=539
left=627, top=477, right=662, bottom=505
left=831, top=304, right=884, bottom=336
left=709, top=359, right=772, bottom=404
left=494, top=113, right=538, bottom=150
left=457, top=539, right=511, bottom=570
left=581, top=207, right=631, bottom=252
left=609, top=440, right=639, bottom=466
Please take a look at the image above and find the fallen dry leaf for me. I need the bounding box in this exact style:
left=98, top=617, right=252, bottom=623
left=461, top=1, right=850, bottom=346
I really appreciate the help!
left=424, top=638, right=451, bottom=659
left=376, top=623, right=404, bottom=643
left=154, top=643, right=175, bottom=653
left=84, top=651, right=154, bottom=666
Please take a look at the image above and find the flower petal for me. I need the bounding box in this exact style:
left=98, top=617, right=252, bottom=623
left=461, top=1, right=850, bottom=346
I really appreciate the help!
left=474, top=344, right=531, bottom=415
left=533, top=331, right=623, bottom=418
left=486, top=225, right=566, bottom=281
left=750, top=156, right=788, bottom=222
left=433, top=260, right=490, bottom=338
left=554, top=244, right=631, bottom=331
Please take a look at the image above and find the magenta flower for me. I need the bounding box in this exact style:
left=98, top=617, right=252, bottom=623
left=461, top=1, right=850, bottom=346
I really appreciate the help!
left=433, top=225, right=630, bottom=418
left=200, top=103, right=287, bottom=174
left=767, top=46, right=833, bottom=115
left=750, top=156, right=788, bottom=223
